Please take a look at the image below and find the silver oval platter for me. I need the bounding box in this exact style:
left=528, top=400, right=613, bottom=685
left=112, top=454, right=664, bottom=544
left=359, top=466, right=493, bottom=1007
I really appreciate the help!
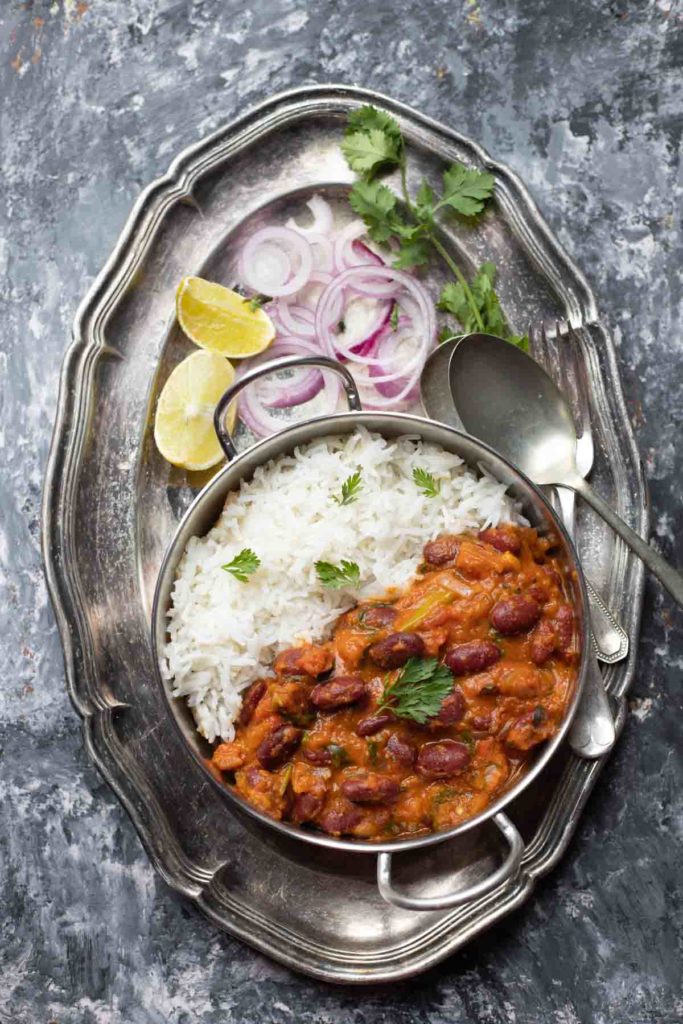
left=42, top=85, right=647, bottom=983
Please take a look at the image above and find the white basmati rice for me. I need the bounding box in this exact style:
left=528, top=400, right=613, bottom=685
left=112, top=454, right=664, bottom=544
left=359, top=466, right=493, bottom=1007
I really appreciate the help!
left=163, top=428, right=518, bottom=742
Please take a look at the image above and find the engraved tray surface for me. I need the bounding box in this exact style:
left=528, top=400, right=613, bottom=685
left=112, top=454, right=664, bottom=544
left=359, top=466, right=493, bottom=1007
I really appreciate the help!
left=42, top=86, right=647, bottom=983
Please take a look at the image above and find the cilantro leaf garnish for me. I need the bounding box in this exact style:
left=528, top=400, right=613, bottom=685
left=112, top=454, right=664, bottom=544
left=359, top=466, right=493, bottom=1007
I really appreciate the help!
left=438, top=262, right=526, bottom=346
left=333, top=470, right=363, bottom=506
left=244, top=294, right=271, bottom=312
left=378, top=657, right=454, bottom=725
left=413, top=467, right=441, bottom=498
left=341, top=106, right=523, bottom=346
left=315, top=559, right=361, bottom=589
left=390, top=302, right=400, bottom=330
left=341, top=129, right=402, bottom=179
left=222, top=548, right=261, bottom=583
left=438, top=164, right=495, bottom=217
left=342, top=106, right=403, bottom=178
left=349, top=180, right=404, bottom=243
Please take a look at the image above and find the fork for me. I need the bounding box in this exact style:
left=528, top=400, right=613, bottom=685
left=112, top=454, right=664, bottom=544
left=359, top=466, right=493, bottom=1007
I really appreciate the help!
left=528, top=320, right=629, bottom=664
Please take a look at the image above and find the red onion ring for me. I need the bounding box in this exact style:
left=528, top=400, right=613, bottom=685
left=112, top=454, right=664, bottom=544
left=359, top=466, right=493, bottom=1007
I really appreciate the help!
left=235, top=338, right=341, bottom=433
left=333, top=220, right=367, bottom=272
left=274, top=300, right=316, bottom=337
left=285, top=195, right=334, bottom=238
left=240, top=226, right=314, bottom=297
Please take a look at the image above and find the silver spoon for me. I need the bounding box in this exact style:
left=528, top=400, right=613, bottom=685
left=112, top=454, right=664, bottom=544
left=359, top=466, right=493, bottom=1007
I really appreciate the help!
left=448, top=333, right=683, bottom=605
left=421, top=339, right=629, bottom=664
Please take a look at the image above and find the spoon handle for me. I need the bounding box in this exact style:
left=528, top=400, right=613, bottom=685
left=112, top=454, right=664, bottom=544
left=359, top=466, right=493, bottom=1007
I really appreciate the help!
left=573, top=478, right=683, bottom=607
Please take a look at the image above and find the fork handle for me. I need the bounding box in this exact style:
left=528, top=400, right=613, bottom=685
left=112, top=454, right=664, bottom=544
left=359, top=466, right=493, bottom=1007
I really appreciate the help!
left=556, top=487, right=629, bottom=662
left=572, top=477, right=683, bottom=607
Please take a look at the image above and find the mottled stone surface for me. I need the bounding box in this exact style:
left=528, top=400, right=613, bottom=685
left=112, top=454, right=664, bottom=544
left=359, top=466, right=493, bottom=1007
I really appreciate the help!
left=2, top=1, right=682, bottom=1021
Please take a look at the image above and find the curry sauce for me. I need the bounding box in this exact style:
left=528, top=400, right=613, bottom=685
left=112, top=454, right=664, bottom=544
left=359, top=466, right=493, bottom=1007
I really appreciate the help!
left=210, top=524, right=579, bottom=840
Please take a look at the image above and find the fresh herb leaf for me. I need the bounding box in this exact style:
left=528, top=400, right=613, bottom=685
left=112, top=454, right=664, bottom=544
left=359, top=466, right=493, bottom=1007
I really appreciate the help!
left=367, top=740, right=380, bottom=767
left=393, top=235, right=432, bottom=269
left=346, top=105, right=403, bottom=146
left=433, top=785, right=458, bottom=806
left=333, top=470, right=363, bottom=506
left=349, top=180, right=404, bottom=243
left=378, top=656, right=454, bottom=725
left=315, top=559, right=361, bottom=589
left=342, top=106, right=403, bottom=179
left=342, top=129, right=402, bottom=179
left=244, top=294, right=271, bottom=311
left=327, top=743, right=351, bottom=768
left=390, top=302, right=400, bottom=330
left=413, top=466, right=441, bottom=498
left=438, top=163, right=495, bottom=217
left=222, top=548, right=261, bottom=583
left=438, top=326, right=459, bottom=344
left=439, top=262, right=523, bottom=344
left=508, top=333, right=530, bottom=352
left=415, top=179, right=436, bottom=224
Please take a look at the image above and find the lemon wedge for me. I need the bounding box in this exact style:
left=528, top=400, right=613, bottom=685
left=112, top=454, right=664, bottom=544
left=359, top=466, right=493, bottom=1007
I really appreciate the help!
left=176, top=276, right=275, bottom=358
left=154, top=350, right=236, bottom=470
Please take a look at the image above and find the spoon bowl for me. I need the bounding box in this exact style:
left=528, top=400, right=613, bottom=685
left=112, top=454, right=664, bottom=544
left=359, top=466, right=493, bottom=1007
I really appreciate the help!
left=449, top=334, right=578, bottom=485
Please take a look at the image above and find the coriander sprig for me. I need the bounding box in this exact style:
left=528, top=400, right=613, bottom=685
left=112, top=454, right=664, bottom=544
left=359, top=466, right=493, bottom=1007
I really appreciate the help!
left=413, top=466, right=441, bottom=498
left=377, top=657, right=454, bottom=725
left=315, top=559, right=361, bottom=589
left=243, top=293, right=271, bottom=312
left=341, top=105, right=527, bottom=350
left=222, top=548, right=261, bottom=583
left=333, top=470, right=363, bottom=506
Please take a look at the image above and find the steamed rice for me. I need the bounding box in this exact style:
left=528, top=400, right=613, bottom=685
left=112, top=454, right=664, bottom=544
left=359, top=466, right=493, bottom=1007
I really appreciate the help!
left=163, top=428, right=519, bottom=743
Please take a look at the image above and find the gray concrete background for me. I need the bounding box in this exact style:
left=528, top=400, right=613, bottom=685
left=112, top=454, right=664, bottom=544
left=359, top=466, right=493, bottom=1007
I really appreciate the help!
left=2, top=1, right=681, bottom=1021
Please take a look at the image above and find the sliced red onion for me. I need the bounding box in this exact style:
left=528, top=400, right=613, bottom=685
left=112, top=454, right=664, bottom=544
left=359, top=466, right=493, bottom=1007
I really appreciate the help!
left=240, top=226, right=314, bottom=297
left=333, top=220, right=368, bottom=273
left=274, top=300, right=316, bottom=338
left=368, top=322, right=423, bottom=399
left=285, top=195, right=334, bottom=238
left=315, top=265, right=435, bottom=370
left=235, top=338, right=341, bottom=434
left=305, top=232, right=335, bottom=273
left=351, top=239, right=383, bottom=266
left=336, top=297, right=393, bottom=358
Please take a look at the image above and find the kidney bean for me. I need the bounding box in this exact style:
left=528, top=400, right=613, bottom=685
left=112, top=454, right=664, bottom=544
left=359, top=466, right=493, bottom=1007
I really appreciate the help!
left=359, top=604, right=398, bottom=630
left=423, top=535, right=460, bottom=566
left=554, top=604, right=574, bottom=652
left=341, top=773, right=400, bottom=805
left=310, top=674, right=366, bottom=711
left=491, top=594, right=541, bottom=635
left=434, top=687, right=466, bottom=725
left=368, top=632, right=426, bottom=669
left=237, top=680, right=267, bottom=727
left=470, top=713, right=493, bottom=733
left=386, top=734, right=416, bottom=767
left=504, top=706, right=554, bottom=753
left=291, top=792, right=324, bottom=823
left=356, top=712, right=396, bottom=737
left=416, top=739, right=471, bottom=779
left=444, top=639, right=501, bottom=676
left=274, top=644, right=333, bottom=678
left=257, top=724, right=302, bottom=770
left=530, top=620, right=557, bottom=666
left=478, top=526, right=522, bottom=555
left=302, top=746, right=333, bottom=765
left=318, top=804, right=363, bottom=835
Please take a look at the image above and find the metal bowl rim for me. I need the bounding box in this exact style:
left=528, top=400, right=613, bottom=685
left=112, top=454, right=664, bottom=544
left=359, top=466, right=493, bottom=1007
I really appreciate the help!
left=151, top=410, right=590, bottom=855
